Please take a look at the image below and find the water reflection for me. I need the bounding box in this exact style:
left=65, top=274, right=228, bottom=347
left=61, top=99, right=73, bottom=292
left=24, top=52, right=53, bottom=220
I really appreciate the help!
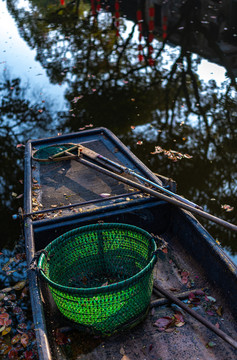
left=0, top=0, right=236, bottom=260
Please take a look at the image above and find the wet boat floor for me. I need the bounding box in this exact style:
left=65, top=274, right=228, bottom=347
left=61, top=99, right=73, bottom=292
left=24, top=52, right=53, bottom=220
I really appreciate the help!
left=42, top=232, right=237, bottom=360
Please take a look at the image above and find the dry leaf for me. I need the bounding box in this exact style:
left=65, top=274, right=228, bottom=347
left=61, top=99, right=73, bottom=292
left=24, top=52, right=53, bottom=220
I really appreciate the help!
left=13, top=281, right=26, bottom=291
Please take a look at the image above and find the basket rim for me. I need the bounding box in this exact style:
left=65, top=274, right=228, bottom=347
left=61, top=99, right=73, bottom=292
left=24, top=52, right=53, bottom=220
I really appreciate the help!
left=38, top=222, right=157, bottom=295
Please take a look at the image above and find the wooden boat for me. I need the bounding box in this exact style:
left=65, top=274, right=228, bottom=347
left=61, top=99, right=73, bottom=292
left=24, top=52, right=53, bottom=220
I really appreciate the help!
left=23, top=127, right=237, bottom=360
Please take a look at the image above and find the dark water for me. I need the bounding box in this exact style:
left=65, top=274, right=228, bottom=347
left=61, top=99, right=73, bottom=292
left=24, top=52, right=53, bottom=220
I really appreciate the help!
left=0, top=0, right=236, bottom=263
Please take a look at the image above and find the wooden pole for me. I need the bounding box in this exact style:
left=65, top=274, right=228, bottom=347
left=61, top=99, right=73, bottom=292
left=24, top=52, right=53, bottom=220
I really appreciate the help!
left=153, top=282, right=237, bottom=350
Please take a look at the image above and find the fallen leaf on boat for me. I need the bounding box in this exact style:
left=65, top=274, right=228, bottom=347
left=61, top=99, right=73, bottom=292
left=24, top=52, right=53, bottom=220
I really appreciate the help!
left=154, top=316, right=173, bottom=331
left=100, top=193, right=111, bottom=198
left=18, top=323, right=27, bottom=330
left=8, top=348, right=18, bottom=359
left=120, top=347, right=125, bottom=355
left=206, top=296, right=216, bottom=303
left=188, top=292, right=201, bottom=305
left=206, top=341, right=216, bottom=348
left=0, top=343, right=12, bottom=355
left=215, top=305, right=223, bottom=316
left=181, top=271, right=190, bottom=284
left=32, top=184, right=40, bottom=190
left=0, top=313, right=10, bottom=323
left=206, top=310, right=215, bottom=316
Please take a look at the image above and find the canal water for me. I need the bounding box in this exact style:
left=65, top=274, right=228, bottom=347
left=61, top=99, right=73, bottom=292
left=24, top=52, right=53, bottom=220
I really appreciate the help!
left=0, top=0, right=236, bottom=267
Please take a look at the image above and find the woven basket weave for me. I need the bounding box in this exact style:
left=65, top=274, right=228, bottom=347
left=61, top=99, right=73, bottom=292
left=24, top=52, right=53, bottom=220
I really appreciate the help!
left=38, top=223, right=157, bottom=334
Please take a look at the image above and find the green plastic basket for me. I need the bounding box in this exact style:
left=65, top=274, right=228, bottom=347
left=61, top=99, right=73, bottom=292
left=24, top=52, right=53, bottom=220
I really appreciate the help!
left=38, top=223, right=157, bottom=335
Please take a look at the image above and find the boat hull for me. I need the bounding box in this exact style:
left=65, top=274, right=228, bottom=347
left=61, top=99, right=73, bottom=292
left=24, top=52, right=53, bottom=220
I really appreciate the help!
left=23, top=128, right=237, bottom=360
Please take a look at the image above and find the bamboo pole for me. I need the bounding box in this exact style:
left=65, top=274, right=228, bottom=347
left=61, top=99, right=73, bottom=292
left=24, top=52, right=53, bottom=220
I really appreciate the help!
left=153, top=282, right=237, bottom=350
left=72, top=154, right=237, bottom=232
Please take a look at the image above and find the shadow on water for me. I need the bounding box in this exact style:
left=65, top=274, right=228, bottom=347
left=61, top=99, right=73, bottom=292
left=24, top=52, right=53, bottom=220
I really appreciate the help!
left=0, top=0, right=236, bottom=257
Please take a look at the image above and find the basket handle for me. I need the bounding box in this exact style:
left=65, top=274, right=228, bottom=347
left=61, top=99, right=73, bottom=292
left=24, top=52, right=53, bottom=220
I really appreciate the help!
left=28, top=249, right=48, bottom=278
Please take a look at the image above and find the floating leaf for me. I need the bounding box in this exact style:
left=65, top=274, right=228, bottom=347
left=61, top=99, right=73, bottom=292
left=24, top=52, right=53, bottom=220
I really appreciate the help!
left=206, top=296, right=216, bottom=303
left=18, top=323, right=27, bottom=330
left=183, top=154, right=193, bottom=159
left=2, top=326, right=11, bottom=335
left=0, top=293, right=6, bottom=300
left=24, top=350, right=34, bottom=360
left=8, top=349, right=18, bottom=359
left=11, top=334, right=21, bottom=344
left=21, top=333, right=29, bottom=348
left=221, top=204, right=234, bottom=212
left=151, top=146, right=193, bottom=162
left=13, top=281, right=26, bottom=291
left=72, top=95, right=83, bottom=103
left=216, top=306, right=223, bottom=316
left=13, top=306, right=23, bottom=314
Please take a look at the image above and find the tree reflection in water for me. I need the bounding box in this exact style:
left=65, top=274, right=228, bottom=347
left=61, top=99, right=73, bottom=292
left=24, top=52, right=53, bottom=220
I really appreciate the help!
left=1, top=0, right=236, bottom=259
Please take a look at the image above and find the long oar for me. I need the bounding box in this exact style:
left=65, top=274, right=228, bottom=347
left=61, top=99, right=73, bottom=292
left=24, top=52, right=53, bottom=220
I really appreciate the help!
left=61, top=150, right=237, bottom=232
left=52, top=144, right=202, bottom=210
